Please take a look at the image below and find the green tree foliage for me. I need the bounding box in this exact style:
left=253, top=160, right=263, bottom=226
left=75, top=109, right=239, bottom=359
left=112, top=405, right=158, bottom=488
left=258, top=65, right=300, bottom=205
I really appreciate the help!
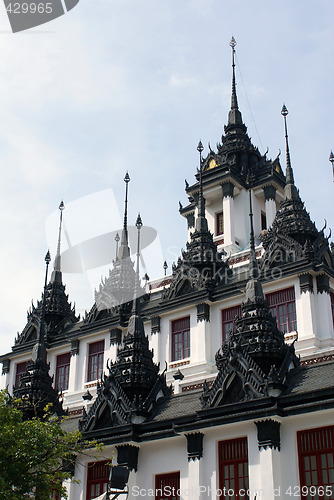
left=0, top=389, right=100, bottom=500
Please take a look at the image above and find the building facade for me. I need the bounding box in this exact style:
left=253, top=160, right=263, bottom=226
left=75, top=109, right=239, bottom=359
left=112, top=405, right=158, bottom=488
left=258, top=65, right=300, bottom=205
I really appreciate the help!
left=1, top=39, right=334, bottom=500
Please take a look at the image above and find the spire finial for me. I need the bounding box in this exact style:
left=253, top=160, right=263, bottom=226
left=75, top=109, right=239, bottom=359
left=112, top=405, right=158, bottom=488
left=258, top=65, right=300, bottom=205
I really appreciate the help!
left=281, top=104, right=299, bottom=199
left=132, top=213, right=142, bottom=315
left=329, top=150, right=334, bottom=181
left=227, top=36, right=243, bottom=127
left=195, top=141, right=209, bottom=234
left=32, top=250, right=51, bottom=362
left=54, top=200, right=65, bottom=274
left=118, top=172, right=131, bottom=259
left=230, top=36, right=238, bottom=111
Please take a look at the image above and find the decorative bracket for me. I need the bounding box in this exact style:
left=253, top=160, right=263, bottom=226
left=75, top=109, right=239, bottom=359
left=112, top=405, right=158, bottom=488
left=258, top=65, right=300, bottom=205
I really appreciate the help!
left=255, top=419, right=281, bottom=451
left=186, top=432, right=204, bottom=461
left=110, top=328, right=122, bottom=345
left=316, top=274, right=330, bottom=294
left=263, top=185, right=276, bottom=202
left=70, top=339, right=80, bottom=356
left=1, top=358, right=10, bottom=375
left=299, top=273, right=314, bottom=294
left=197, top=303, right=210, bottom=323
left=222, top=181, right=234, bottom=199
left=116, top=444, right=139, bottom=472
left=151, top=316, right=161, bottom=335
left=186, top=212, right=195, bottom=229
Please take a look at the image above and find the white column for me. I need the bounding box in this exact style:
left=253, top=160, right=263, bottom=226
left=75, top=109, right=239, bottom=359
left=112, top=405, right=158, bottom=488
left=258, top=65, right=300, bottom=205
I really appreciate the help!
left=188, top=458, right=203, bottom=499
left=258, top=447, right=282, bottom=498
left=192, top=305, right=211, bottom=375
left=295, top=275, right=317, bottom=347
left=68, top=351, right=79, bottom=393
left=222, top=181, right=235, bottom=252
left=263, top=186, right=277, bottom=229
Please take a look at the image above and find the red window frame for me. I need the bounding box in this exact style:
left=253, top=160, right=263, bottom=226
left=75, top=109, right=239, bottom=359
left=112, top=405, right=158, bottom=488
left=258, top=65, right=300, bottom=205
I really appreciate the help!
left=266, top=287, right=297, bottom=334
left=330, top=291, right=334, bottom=328
left=297, top=425, right=334, bottom=498
left=219, top=437, right=249, bottom=500
left=222, top=306, right=242, bottom=343
left=155, top=471, right=180, bottom=500
left=171, top=317, right=190, bottom=362
left=216, top=212, right=224, bottom=236
left=86, top=460, right=109, bottom=500
left=55, top=352, right=71, bottom=392
left=14, top=361, right=27, bottom=389
left=87, top=340, right=105, bottom=382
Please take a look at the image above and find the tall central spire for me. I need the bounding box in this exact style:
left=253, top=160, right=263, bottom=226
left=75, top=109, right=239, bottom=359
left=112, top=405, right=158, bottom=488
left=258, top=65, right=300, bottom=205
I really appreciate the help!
left=118, top=172, right=131, bottom=260
left=281, top=104, right=299, bottom=200
left=51, top=200, right=65, bottom=284
left=227, top=36, right=244, bottom=127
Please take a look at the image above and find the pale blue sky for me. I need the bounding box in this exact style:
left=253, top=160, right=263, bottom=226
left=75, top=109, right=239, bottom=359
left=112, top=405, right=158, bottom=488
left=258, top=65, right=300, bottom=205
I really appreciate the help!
left=0, top=0, right=333, bottom=354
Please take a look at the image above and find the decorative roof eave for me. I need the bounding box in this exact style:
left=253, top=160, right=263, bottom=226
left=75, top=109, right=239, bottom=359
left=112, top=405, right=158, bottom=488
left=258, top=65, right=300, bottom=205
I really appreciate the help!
left=78, top=379, right=334, bottom=446
left=184, top=166, right=286, bottom=201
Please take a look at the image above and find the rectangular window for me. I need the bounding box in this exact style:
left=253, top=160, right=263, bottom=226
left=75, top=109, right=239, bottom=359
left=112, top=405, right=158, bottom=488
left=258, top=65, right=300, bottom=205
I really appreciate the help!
left=222, top=306, right=242, bottom=343
left=171, top=317, right=190, bottom=362
left=297, top=426, right=334, bottom=499
left=14, top=361, right=27, bottom=389
left=87, top=340, right=105, bottom=382
left=330, top=291, right=334, bottom=328
left=86, top=461, right=109, bottom=500
left=55, top=352, right=71, bottom=392
left=261, top=210, right=267, bottom=231
left=216, top=212, right=224, bottom=236
left=219, top=437, right=249, bottom=500
left=155, top=472, right=180, bottom=500
left=266, top=287, right=297, bottom=334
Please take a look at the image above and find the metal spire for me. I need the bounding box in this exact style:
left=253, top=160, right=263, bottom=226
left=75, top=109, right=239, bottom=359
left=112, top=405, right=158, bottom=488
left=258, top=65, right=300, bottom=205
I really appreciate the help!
left=227, top=36, right=243, bottom=127
left=115, top=232, right=120, bottom=259
left=118, top=172, right=131, bottom=259
left=329, top=151, right=334, bottom=181
left=132, top=213, right=142, bottom=315
left=281, top=104, right=299, bottom=199
left=195, top=141, right=209, bottom=233
left=32, top=251, right=51, bottom=363
left=52, top=201, right=65, bottom=279
left=230, top=36, right=238, bottom=111
left=244, top=190, right=264, bottom=302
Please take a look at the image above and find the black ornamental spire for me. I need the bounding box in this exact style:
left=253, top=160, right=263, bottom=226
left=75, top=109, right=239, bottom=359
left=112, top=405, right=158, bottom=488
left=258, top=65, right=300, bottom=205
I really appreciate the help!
left=227, top=36, right=244, bottom=128
left=118, top=172, right=131, bottom=260
left=281, top=105, right=299, bottom=200
left=80, top=216, right=170, bottom=431
left=195, top=140, right=209, bottom=233
left=51, top=200, right=65, bottom=283
left=14, top=252, right=64, bottom=417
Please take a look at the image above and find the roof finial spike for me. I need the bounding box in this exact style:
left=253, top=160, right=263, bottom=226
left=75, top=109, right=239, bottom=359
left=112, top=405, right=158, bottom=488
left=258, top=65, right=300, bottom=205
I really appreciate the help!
left=230, top=36, right=238, bottom=111
left=281, top=104, right=299, bottom=200
left=32, top=250, right=51, bottom=363
left=118, top=172, right=131, bottom=260
left=195, top=141, right=209, bottom=234
left=227, top=36, right=244, bottom=127
left=54, top=200, right=65, bottom=274
left=329, top=150, right=334, bottom=181
left=132, top=213, right=143, bottom=316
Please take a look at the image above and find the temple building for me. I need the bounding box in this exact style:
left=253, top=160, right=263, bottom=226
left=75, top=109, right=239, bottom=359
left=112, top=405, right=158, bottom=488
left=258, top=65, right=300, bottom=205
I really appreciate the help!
left=1, top=38, right=334, bottom=500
